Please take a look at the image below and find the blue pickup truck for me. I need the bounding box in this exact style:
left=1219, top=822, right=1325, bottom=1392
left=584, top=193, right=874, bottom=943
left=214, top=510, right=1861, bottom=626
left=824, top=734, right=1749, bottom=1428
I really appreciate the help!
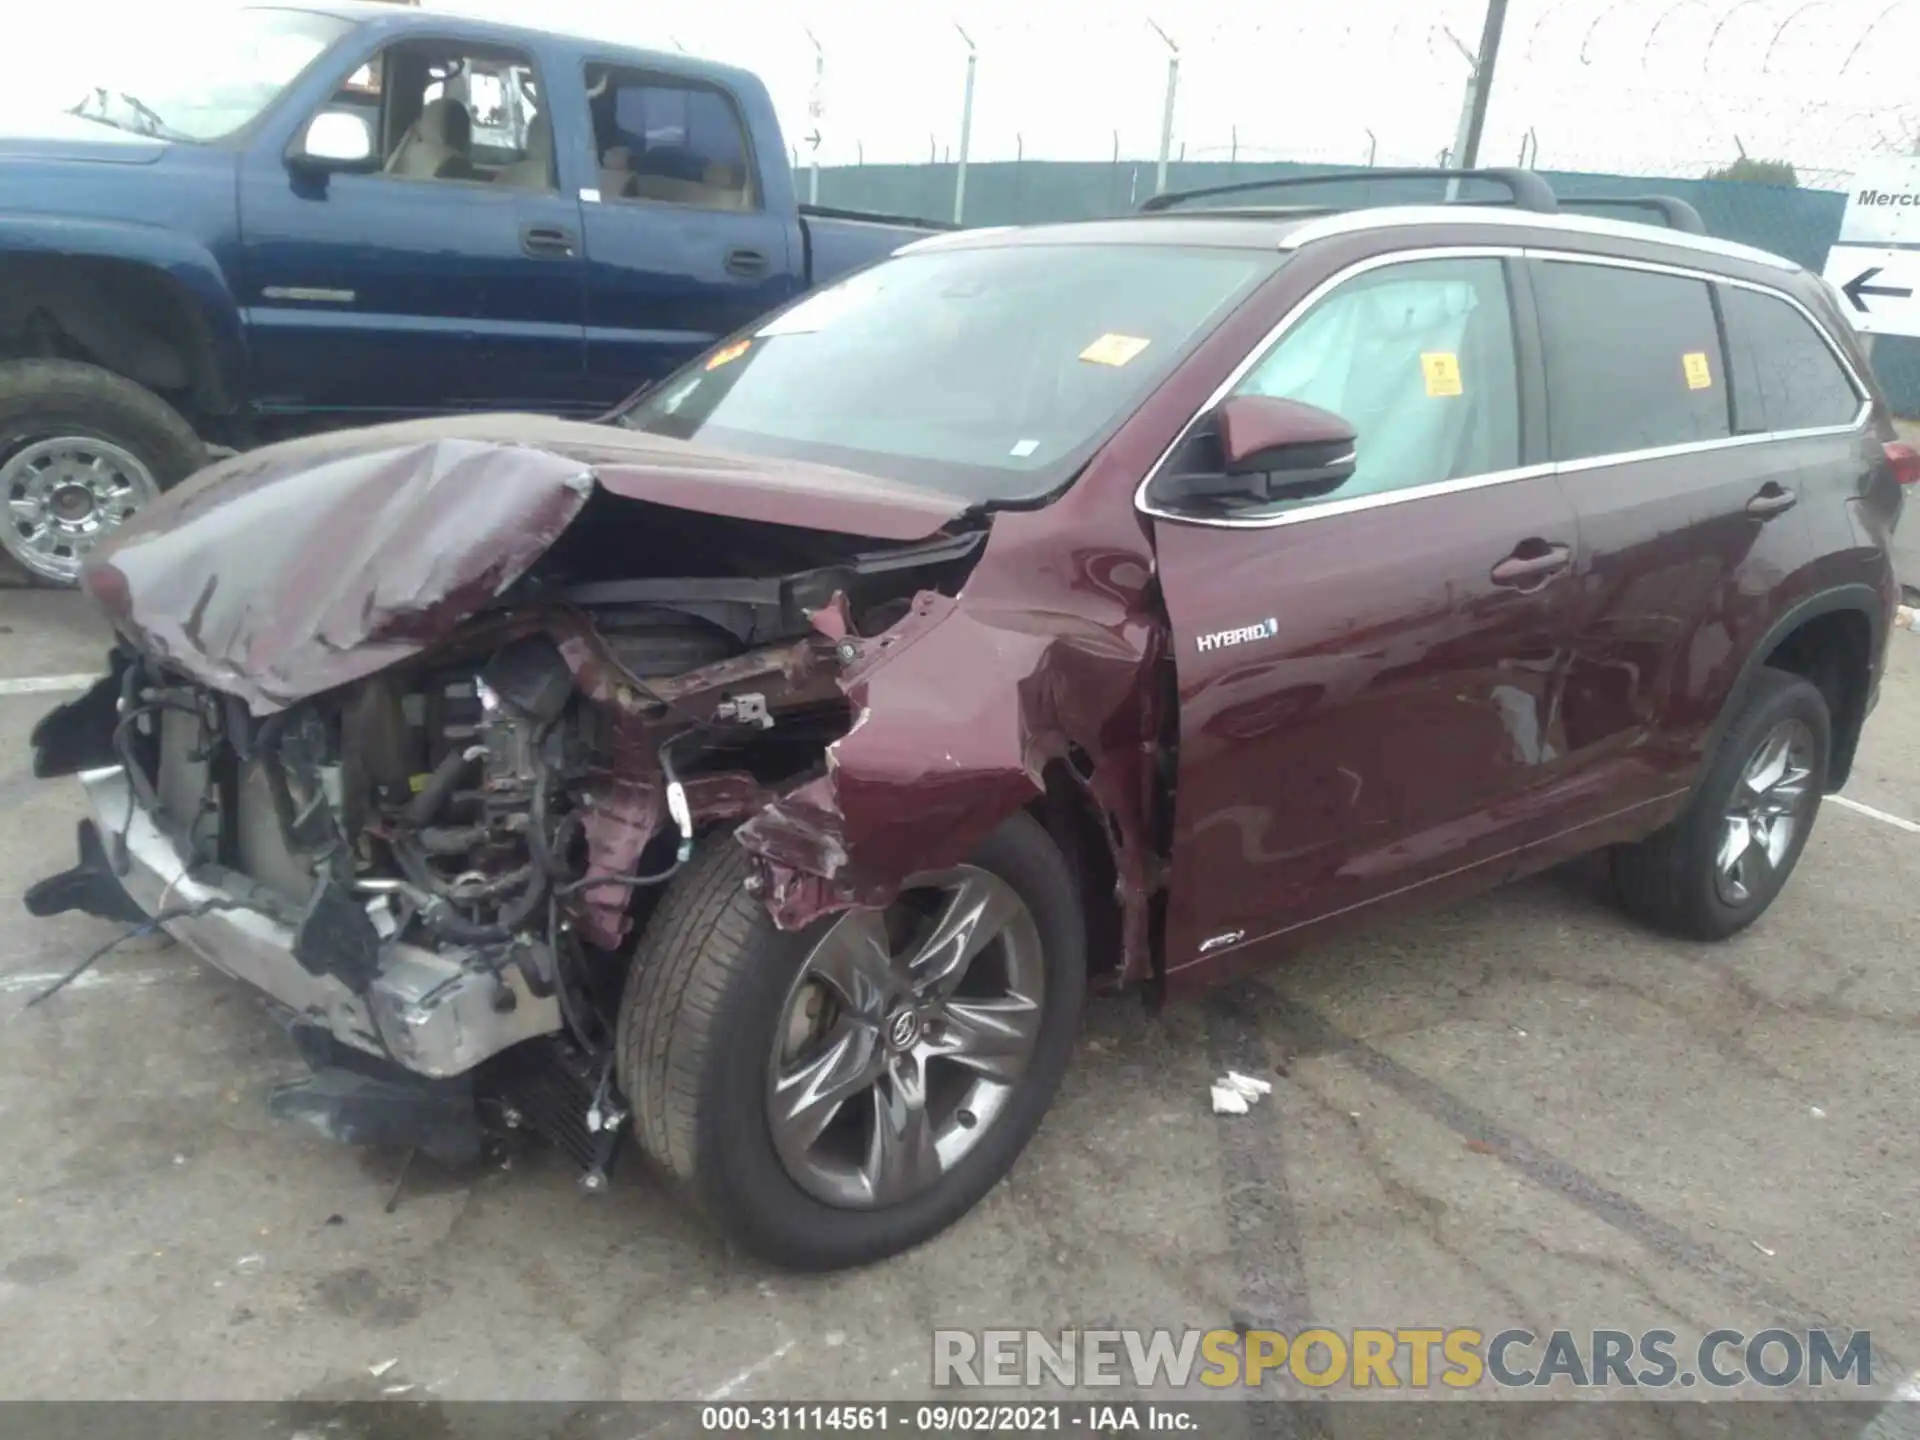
left=0, top=1, right=939, bottom=582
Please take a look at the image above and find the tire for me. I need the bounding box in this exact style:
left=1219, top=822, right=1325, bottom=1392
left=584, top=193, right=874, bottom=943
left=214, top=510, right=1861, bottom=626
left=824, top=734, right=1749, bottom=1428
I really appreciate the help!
left=617, top=812, right=1085, bottom=1270
left=0, top=359, right=205, bottom=587
left=1611, top=667, right=1830, bottom=941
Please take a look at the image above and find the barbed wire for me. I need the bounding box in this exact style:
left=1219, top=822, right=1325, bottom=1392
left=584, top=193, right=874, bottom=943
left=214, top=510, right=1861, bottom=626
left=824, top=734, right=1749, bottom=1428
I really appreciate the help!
left=19, top=0, right=1894, bottom=186
left=547, top=0, right=1917, bottom=185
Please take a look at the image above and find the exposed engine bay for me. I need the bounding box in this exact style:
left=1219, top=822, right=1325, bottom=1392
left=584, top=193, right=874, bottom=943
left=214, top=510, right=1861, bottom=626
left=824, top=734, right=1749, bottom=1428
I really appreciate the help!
left=44, top=503, right=988, bottom=1179
left=27, top=415, right=1168, bottom=1222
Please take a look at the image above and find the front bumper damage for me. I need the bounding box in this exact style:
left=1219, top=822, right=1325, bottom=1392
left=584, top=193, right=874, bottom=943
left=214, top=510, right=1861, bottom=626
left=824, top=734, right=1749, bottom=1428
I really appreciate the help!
left=22, top=417, right=1176, bottom=1192
left=30, top=766, right=561, bottom=1078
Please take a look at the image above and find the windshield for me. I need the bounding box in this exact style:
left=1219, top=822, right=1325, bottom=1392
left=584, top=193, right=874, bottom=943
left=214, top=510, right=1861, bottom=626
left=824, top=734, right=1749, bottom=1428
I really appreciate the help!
left=64, top=8, right=353, bottom=142
left=617, top=243, right=1273, bottom=505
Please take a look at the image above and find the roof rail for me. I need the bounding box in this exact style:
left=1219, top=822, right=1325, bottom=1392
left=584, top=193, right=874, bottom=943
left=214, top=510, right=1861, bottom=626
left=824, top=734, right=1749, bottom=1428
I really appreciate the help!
left=1138, top=167, right=1561, bottom=216
left=1554, top=195, right=1707, bottom=234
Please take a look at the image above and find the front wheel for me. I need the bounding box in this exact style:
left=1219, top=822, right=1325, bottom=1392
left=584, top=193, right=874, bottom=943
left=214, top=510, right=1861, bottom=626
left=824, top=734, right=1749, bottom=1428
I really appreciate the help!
left=1612, top=667, right=1830, bottom=940
left=0, top=359, right=205, bottom=586
left=617, top=812, right=1085, bottom=1270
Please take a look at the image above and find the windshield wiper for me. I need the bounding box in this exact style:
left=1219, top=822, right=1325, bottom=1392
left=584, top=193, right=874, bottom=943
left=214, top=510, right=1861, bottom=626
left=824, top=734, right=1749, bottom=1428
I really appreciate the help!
left=67, top=89, right=190, bottom=143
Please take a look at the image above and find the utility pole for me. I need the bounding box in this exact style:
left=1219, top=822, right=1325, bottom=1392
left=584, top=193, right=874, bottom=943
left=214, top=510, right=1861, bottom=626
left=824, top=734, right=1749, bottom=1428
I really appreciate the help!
left=1443, top=0, right=1509, bottom=199
left=953, top=25, right=977, bottom=224
left=1148, top=19, right=1179, bottom=197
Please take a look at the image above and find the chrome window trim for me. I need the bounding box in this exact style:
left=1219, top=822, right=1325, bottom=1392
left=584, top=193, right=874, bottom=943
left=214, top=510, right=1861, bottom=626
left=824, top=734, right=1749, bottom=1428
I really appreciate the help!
left=1278, top=205, right=1799, bottom=273
left=1143, top=462, right=1560, bottom=531
left=1135, top=244, right=1872, bottom=532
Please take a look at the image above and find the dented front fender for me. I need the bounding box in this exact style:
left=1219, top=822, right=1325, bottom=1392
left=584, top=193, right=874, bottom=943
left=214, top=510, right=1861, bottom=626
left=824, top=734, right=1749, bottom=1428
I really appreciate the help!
left=735, top=499, right=1168, bottom=986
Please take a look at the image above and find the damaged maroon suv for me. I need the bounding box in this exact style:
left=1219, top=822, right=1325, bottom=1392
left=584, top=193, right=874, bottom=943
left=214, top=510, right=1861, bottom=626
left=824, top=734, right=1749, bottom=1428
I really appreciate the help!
left=24, top=170, right=1910, bottom=1269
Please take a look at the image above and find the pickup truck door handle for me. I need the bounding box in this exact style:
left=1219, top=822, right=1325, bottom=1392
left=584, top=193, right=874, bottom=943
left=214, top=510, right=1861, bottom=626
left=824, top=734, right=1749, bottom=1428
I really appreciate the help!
left=521, top=224, right=577, bottom=259
left=1490, top=541, right=1572, bottom=590
left=1746, top=483, right=1798, bottom=519
left=725, top=247, right=769, bottom=277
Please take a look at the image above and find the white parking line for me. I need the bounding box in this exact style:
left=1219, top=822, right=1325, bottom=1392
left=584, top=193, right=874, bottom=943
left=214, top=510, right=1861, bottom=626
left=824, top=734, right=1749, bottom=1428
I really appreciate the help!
left=0, top=674, right=99, bottom=697
left=1831, top=793, right=1920, bottom=835
left=0, top=969, right=169, bottom=995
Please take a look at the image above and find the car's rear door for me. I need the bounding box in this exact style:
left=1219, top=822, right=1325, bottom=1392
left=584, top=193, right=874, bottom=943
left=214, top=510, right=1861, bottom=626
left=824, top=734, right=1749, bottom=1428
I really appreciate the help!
left=1526, top=253, right=1851, bottom=815
left=570, top=60, right=800, bottom=408
left=1147, top=250, right=1587, bottom=979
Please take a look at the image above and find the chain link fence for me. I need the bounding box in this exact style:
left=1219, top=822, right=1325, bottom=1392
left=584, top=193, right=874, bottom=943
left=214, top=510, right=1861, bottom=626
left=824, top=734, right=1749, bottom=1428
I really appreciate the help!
left=812, top=158, right=1917, bottom=414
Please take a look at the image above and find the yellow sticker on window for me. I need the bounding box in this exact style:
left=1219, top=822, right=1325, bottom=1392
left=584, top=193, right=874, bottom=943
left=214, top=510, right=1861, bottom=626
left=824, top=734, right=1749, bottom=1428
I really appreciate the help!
left=705, top=339, right=752, bottom=371
left=1420, top=351, right=1463, bottom=398
left=1079, top=333, right=1152, bottom=367
left=1683, top=351, right=1713, bottom=390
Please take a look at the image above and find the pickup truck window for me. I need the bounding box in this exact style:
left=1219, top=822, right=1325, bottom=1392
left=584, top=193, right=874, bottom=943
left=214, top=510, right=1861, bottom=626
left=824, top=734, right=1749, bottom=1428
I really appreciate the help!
left=619, top=243, right=1272, bottom=504
left=585, top=64, right=756, bottom=211
left=363, top=41, right=554, bottom=190
left=66, top=8, right=352, bottom=142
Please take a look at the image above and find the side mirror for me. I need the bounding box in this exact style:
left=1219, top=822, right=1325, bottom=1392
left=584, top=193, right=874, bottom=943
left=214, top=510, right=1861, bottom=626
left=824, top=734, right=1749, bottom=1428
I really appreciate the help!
left=288, top=110, right=375, bottom=172
left=1151, top=394, right=1358, bottom=511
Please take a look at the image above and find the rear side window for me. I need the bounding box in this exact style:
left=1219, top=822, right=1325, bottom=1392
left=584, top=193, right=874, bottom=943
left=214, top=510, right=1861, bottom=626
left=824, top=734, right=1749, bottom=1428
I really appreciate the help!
left=1720, top=286, right=1860, bottom=434
left=586, top=64, right=756, bottom=210
left=1533, top=261, right=1730, bottom=462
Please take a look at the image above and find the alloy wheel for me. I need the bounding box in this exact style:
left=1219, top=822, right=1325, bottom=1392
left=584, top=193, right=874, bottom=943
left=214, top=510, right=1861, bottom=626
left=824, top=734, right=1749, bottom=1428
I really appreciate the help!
left=1715, top=717, right=1817, bottom=907
left=1, top=435, right=159, bottom=583
left=766, top=865, right=1047, bottom=1209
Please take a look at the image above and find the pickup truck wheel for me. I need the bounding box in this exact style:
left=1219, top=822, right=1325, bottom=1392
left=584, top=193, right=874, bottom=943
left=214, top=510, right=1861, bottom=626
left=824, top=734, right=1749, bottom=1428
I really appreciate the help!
left=1611, top=667, right=1830, bottom=941
left=0, top=360, right=205, bottom=586
left=616, top=813, right=1085, bottom=1270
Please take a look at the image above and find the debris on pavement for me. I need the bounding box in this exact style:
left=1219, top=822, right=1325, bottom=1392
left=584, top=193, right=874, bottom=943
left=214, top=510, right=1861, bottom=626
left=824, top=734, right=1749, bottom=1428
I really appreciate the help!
left=1224, top=1070, right=1273, bottom=1099
left=1210, top=1084, right=1250, bottom=1116
left=369, top=1359, right=398, bottom=1378
left=1211, top=1071, right=1274, bottom=1115
left=1751, top=1240, right=1776, bottom=1258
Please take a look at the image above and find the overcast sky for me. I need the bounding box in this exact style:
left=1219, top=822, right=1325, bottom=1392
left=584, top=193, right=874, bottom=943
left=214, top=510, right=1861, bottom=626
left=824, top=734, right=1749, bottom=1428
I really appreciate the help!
left=15, top=0, right=1920, bottom=186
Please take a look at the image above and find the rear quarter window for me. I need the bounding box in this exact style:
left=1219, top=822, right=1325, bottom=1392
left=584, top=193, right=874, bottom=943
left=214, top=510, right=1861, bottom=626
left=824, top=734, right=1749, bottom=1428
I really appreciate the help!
left=1719, top=285, right=1861, bottom=434
left=1532, top=260, right=1731, bottom=462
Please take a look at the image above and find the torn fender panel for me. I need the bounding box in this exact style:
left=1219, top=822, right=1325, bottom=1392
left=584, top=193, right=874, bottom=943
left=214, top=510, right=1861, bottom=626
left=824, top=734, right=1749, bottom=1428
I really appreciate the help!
left=80, top=414, right=970, bottom=716
left=735, top=507, right=1169, bottom=983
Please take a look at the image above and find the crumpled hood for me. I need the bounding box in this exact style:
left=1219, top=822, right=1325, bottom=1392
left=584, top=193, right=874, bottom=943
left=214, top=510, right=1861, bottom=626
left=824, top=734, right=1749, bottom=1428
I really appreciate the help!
left=82, top=413, right=970, bottom=714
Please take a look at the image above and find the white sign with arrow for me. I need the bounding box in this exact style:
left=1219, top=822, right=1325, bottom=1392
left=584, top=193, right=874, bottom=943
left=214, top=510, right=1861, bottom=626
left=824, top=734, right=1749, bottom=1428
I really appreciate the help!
left=1821, top=246, right=1920, bottom=337
left=1823, top=157, right=1920, bottom=337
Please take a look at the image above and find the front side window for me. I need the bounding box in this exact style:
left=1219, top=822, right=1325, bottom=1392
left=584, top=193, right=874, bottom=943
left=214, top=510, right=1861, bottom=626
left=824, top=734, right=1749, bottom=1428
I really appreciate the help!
left=586, top=66, right=756, bottom=211
left=1720, top=285, right=1861, bottom=435
left=617, top=243, right=1273, bottom=504
left=372, top=43, right=552, bottom=189
left=1533, top=260, right=1731, bottom=462
left=62, top=7, right=352, bottom=142
left=1231, top=256, right=1521, bottom=502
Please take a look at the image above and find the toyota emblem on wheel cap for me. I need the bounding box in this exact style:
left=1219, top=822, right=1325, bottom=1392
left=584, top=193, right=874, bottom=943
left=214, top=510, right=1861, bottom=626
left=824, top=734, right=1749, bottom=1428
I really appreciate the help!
left=886, top=1009, right=922, bottom=1051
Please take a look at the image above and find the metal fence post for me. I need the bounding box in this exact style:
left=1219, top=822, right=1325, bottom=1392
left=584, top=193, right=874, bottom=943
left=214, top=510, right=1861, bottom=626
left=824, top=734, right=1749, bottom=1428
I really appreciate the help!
left=1148, top=20, right=1179, bottom=197
left=954, top=25, right=977, bottom=224
left=804, top=29, right=824, bottom=206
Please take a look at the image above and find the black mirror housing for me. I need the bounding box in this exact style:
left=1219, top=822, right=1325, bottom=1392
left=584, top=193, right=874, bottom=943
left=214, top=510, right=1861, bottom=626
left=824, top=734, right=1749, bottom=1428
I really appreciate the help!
left=1151, top=395, right=1359, bottom=511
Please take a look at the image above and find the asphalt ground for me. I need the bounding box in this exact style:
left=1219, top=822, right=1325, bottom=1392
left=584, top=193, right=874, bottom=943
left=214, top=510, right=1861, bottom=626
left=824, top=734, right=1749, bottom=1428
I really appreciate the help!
left=0, top=575, right=1916, bottom=1430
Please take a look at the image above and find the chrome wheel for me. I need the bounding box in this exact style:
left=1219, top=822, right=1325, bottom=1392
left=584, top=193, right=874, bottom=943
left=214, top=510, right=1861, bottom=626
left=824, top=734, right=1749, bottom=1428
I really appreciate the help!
left=1, top=435, right=159, bottom=583
left=766, top=866, right=1047, bottom=1210
left=1716, top=717, right=1817, bottom=907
